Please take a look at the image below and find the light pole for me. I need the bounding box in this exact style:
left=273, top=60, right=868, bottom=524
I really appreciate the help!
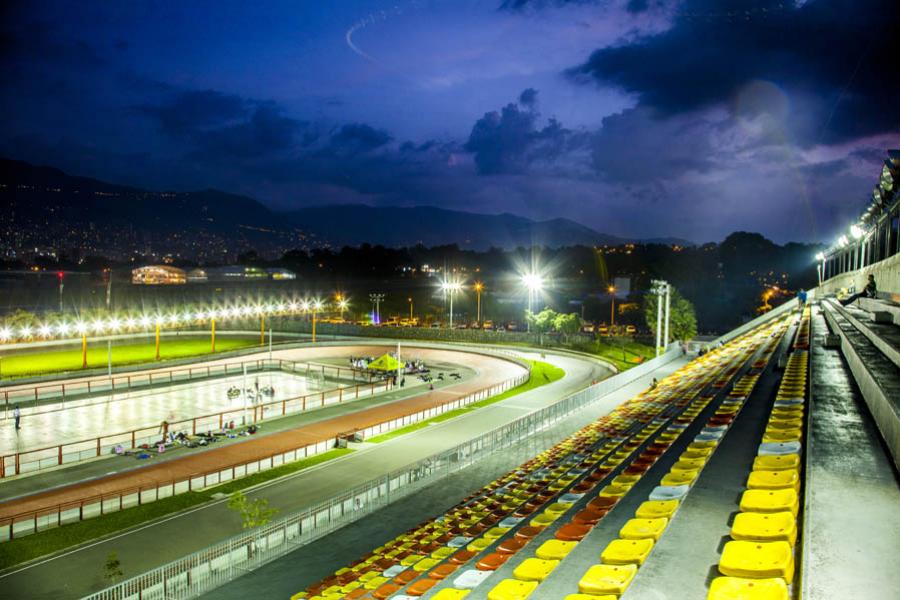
left=311, top=300, right=322, bottom=342
left=336, top=294, right=348, bottom=322
left=474, top=282, right=484, bottom=324
left=408, top=297, right=414, bottom=322
left=521, top=273, right=544, bottom=332
left=608, top=284, right=616, bottom=330
left=369, top=293, right=385, bottom=325
left=105, top=269, right=113, bottom=378
left=57, top=271, right=64, bottom=312
left=440, top=280, right=462, bottom=328
left=651, top=279, right=670, bottom=357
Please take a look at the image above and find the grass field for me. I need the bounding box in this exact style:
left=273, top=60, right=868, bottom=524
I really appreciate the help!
left=368, top=359, right=565, bottom=443
left=0, top=336, right=261, bottom=379
left=0, top=448, right=354, bottom=570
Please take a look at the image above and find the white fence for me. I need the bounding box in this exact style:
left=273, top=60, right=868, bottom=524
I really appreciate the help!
left=82, top=343, right=682, bottom=600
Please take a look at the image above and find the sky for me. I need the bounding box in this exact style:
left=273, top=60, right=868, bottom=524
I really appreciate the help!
left=1, top=0, right=897, bottom=244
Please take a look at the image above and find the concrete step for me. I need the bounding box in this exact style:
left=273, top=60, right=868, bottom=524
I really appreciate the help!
left=820, top=300, right=900, bottom=469
left=824, top=298, right=900, bottom=370
left=858, top=296, right=900, bottom=326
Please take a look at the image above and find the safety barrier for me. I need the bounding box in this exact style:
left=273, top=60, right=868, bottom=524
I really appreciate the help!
left=80, top=344, right=682, bottom=600
left=0, top=368, right=533, bottom=540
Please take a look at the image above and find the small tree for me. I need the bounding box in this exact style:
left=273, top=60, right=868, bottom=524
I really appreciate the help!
left=228, top=491, right=278, bottom=529
left=553, top=312, right=582, bottom=342
left=104, top=551, right=123, bottom=584
left=643, top=286, right=698, bottom=344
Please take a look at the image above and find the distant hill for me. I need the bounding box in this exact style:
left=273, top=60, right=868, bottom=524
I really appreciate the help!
left=0, top=158, right=693, bottom=252
left=281, top=204, right=637, bottom=249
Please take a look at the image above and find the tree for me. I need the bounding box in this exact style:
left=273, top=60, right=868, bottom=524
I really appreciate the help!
left=525, top=308, right=558, bottom=334
left=228, top=491, right=278, bottom=529
left=103, top=551, right=123, bottom=584
left=553, top=312, right=582, bottom=342
left=643, top=286, right=698, bottom=343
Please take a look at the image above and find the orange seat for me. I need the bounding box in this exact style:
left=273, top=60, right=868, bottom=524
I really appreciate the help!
left=555, top=523, right=592, bottom=541
left=344, top=589, right=368, bottom=599
left=589, top=496, right=618, bottom=511
left=573, top=508, right=607, bottom=525
left=476, top=552, right=511, bottom=571
left=407, top=578, right=437, bottom=596
left=515, top=526, right=545, bottom=540
left=497, top=537, right=527, bottom=554
left=372, top=582, right=402, bottom=599
left=448, top=550, right=476, bottom=564
left=428, top=563, right=458, bottom=580
left=393, top=570, right=418, bottom=585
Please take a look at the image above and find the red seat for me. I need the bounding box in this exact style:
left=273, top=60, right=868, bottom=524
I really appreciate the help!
left=555, top=523, right=591, bottom=541
left=448, top=550, right=476, bottom=564
left=497, top=537, right=527, bottom=554
left=407, top=578, right=437, bottom=596
left=573, top=508, right=607, bottom=525
left=588, top=496, right=618, bottom=511
left=515, top=526, right=545, bottom=540
left=476, top=552, right=510, bottom=571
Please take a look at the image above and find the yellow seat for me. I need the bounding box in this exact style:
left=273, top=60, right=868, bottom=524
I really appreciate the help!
left=578, top=564, right=638, bottom=595
left=487, top=578, right=538, bottom=600
left=564, top=595, right=616, bottom=600
left=413, top=557, right=440, bottom=572
left=673, top=457, right=706, bottom=470
left=513, top=557, right=559, bottom=582
left=432, top=546, right=455, bottom=560
left=484, top=527, right=511, bottom=540
left=545, top=502, right=572, bottom=516
left=747, top=469, right=800, bottom=491
left=752, top=455, right=799, bottom=471
left=619, top=518, right=668, bottom=541
left=731, top=512, right=797, bottom=546
left=530, top=513, right=559, bottom=528
left=762, top=429, right=802, bottom=443
left=467, top=538, right=491, bottom=552
left=661, top=470, right=698, bottom=486
left=600, top=538, right=654, bottom=565
left=363, top=575, right=388, bottom=589
left=766, top=418, right=801, bottom=430
left=707, top=576, right=789, bottom=599
left=683, top=447, right=713, bottom=459
left=359, top=571, right=379, bottom=582
left=635, top=499, right=679, bottom=519
left=600, top=483, right=633, bottom=497
left=612, top=474, right=641, bottom=486
left=433, top=589, right=471, bottom=600
left=535, top=539, right=577, bottom=560
left=718, top=541, right=794, bottom=579
left=340, top=581, right=361, bottom=593
left=739, top=489, right=799, bottom=515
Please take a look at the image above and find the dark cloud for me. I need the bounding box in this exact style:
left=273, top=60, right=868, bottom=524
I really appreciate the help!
left=464, top=90, right=581, bottom=175
left=326, top=123, right=392, bottom=155
left=141, top=90, right=249, bottom=137
left=570, top=0, right=900, bottom=144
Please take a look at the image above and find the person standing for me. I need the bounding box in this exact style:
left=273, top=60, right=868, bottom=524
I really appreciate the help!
left=13, top=405, right=20, bottom=431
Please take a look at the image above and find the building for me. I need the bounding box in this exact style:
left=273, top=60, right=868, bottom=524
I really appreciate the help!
left=267, top=268, right=296, bottom=281
left=186, top=268, right=208, bottom=283
left=131, top=265, right=187, bottom=285
left=205, top=265, right=271, bottom=282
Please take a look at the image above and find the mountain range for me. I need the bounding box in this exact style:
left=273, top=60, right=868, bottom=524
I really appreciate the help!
left=0, top=158, right=692, bottom=252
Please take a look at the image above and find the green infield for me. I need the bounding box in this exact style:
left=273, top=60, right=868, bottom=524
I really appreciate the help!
left=0, top=336, right=260, bottom=379
left=368, top=359, right=565, bottom=443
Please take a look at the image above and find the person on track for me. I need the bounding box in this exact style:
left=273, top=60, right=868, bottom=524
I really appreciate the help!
left=13, top=405, right=20, bottom=431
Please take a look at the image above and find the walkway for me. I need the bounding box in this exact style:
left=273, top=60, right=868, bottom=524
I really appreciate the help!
left=0, top=349, right=627, bottom=599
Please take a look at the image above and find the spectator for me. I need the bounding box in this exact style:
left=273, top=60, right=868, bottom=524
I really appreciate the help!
left=840, top=274, right=877, bottom=306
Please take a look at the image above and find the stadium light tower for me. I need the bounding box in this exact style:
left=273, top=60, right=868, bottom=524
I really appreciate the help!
left=440, top=280, right=463, bottom=328
left=369, top=293, right=385, bottom=325
left=651, top=279, right=671, bottom=357
left=521, top=272, right=544, bottom=332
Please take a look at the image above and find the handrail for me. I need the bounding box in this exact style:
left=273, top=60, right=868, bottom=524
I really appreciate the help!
left=79, top=343, right=684, bottom=600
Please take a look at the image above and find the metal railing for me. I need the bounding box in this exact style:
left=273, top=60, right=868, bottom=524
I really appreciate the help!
left=0, top=357, right=366, bottom=415
left=81, top=343, right=683, bottom=600
left=0, top=366, right=532, bottom=540
left=0, top=374, right=394, bottom=480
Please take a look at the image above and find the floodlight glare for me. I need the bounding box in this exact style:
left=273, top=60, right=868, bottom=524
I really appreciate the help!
left=75, top=321, right=88, bottom=334
left=39, top=324, right=53, bottom=338
left=849, top=224, right=864, bottom=240
left=0, top=327, right=11, bottom=341
left=20, top=326, right=33, bottom=338
left=521, top=272, right=544, bottom=292
left=815, top=252, right=825, bottom=261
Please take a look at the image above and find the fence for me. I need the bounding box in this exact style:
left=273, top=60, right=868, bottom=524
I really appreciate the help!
left=0, top=357, right=368, bottom=417
left=0, top=373, right=391, bottom=480
left=81, top=343, right=682, bottom=600
left=0, top=365, right=531, bottom=539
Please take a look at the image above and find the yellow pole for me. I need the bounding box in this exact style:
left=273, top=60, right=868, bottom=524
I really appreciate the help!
left=260, top=315, right=265, bottom=346
left=81, top=334, right=88, bottom=368
left=312, top=310, right=317, bottom=343
left=211, top=317, right=216, bottom=353
left=477, top=289, right=481, bottom=323
left=155, top=324, right=161, bottom=361
left=408, top=297, right=413, bottom=320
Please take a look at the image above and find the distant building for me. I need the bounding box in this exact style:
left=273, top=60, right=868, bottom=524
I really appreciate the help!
left=131, top=265, right=186, bottom=285
left=267, top=268, right=296, bottom=281
left=205, top=265, right=272, bottom=282
left=186, top=268, right=208, bottom=283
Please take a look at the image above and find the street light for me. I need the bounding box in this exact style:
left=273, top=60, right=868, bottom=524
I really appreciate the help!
left=407, top=297, right=414, bottom=322
left=440, top=280, right=463, bottom=328
left=608, top=285, right=616, bottom=329
left=473, top=282, right=484, bottom=325
left=521, top=272, right=544, bottom=332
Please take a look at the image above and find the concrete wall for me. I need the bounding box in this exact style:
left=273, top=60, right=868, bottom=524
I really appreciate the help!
left=817, top=251, right=900, bottom=300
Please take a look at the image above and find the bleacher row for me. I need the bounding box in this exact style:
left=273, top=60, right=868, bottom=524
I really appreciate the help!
left=293, top=314, right=796, bottom=600
left=706, top=306, right=810, bottom=600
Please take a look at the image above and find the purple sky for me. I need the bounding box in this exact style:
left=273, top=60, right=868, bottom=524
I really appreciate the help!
left=1, top=0, right=897, bottom=244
